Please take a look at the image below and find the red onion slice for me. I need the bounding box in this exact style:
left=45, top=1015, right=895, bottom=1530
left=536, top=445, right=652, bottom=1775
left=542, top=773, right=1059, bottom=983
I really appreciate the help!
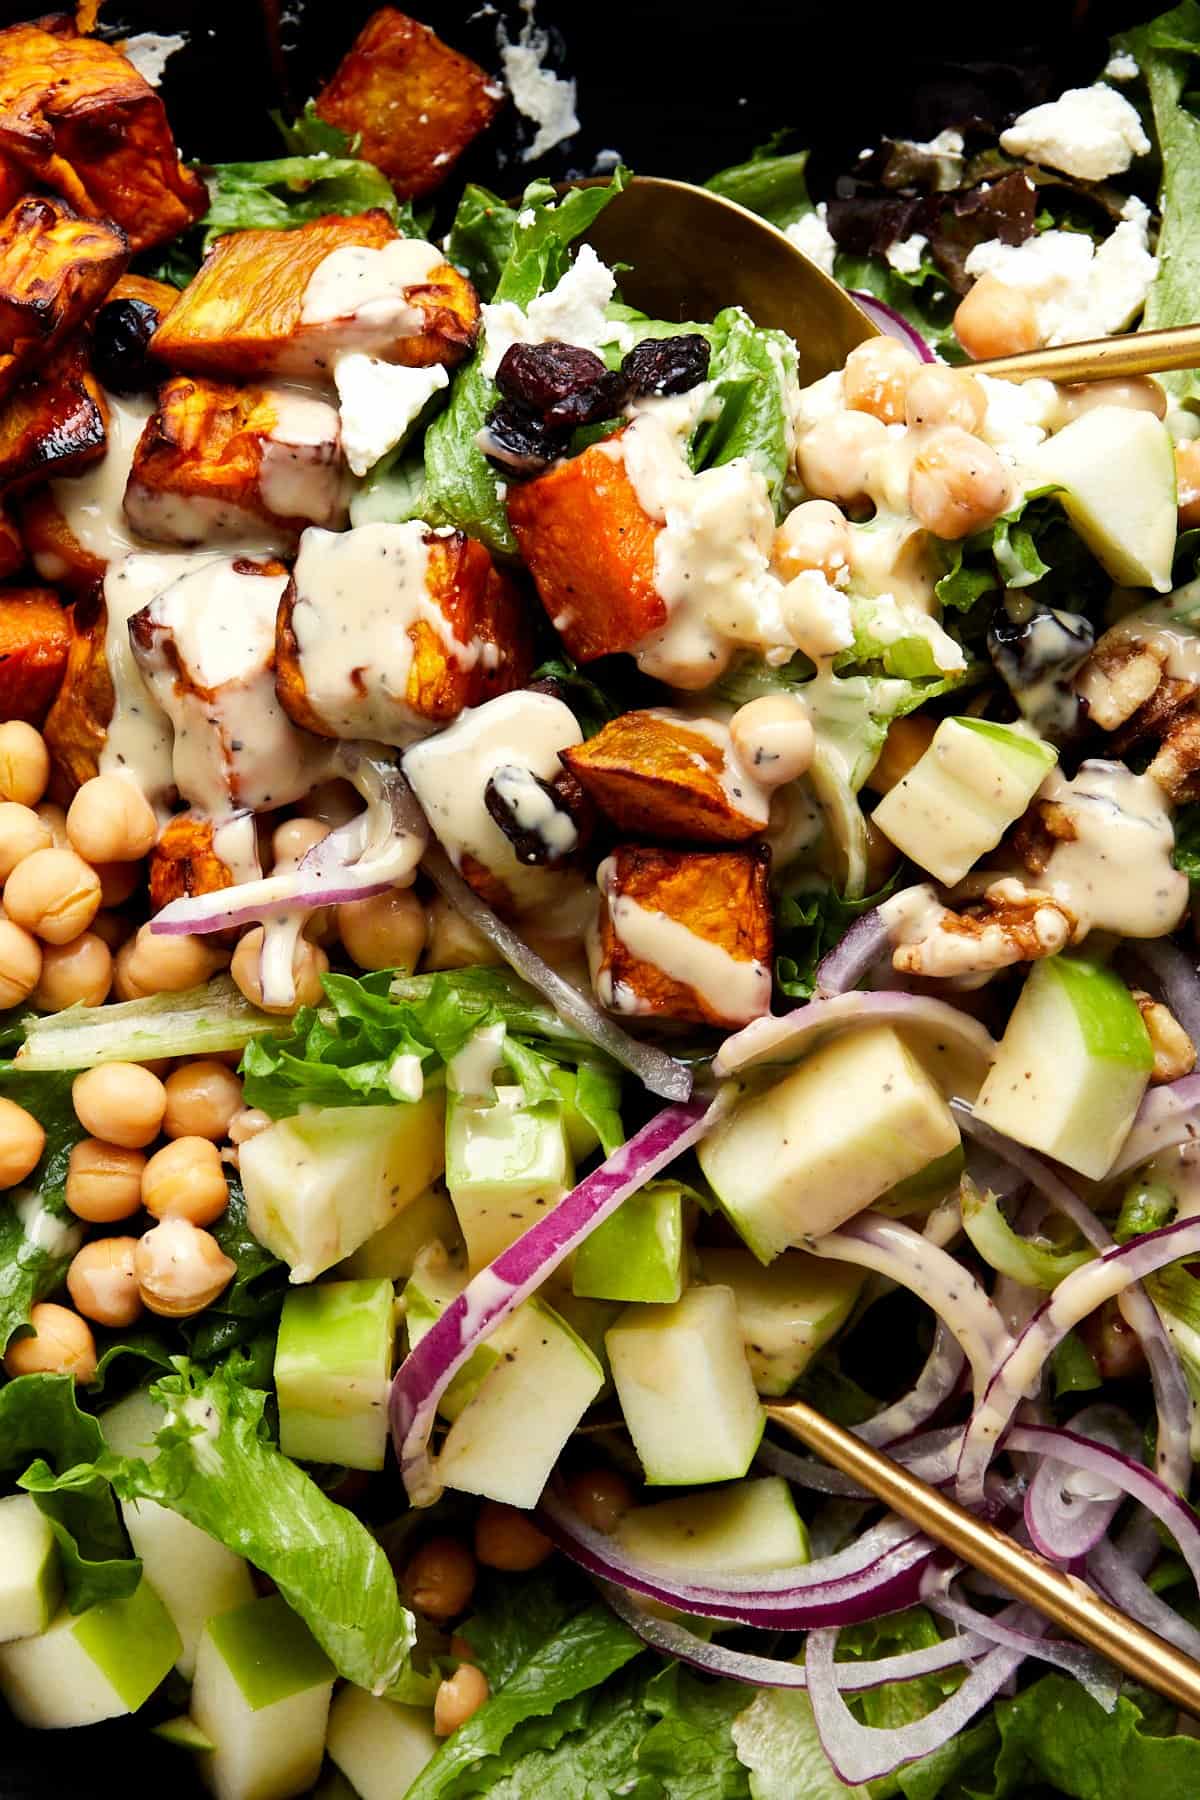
left=758, top=1422, right=964, bottom=1499
left=1023, top=1405, right=1139, bottom=1565
left=812, top=906, right=892, bottom=998
left=860, top=1324, right=968, bottom=1447
left=849, top=292, right=936, bottom=362
left=390, top=1096, right=720, bottom=1505
left=1110, top=1071, right=1200, bottom=1178
left=918, top=1570, right=1118, bottom=1710
left=1088, top=1538, right=1200, bottom=1660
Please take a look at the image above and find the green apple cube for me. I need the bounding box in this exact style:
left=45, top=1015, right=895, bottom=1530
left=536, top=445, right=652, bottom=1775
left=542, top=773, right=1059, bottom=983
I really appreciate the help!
left=445, top=1085, right=573, bottom=1271
left=617, top=1477, right=809, bottom=1574
left=0, top=1495, right=59, bottom=1643
left=102, top=1387, right=255, bottom=1679
left=403, top=1242, right=500, bottom=1421
left=606, top=1285, right=763, bottom=1485
left=697, top=1025, right=960, bottom=1262
left=0, top=1577, right=180, bottom=1729
left=975, top=954, right=1153, bottom=1179
left=326, top=1686, right=438, bottom=1800
left=548, top=1288, right=620, bottom=1388
left=876, top=1145, right=965, bottom=1218
left=437, top=1299, right=604, bottom=1507
left=573, top=1181, right=685, bottom=1305
left=548, top=1068, right=603, bottom=1161
left=275, top=1277, right=396, bottom=1471
left=872, top=717, right=1057, bottom=886
left=241, top=1096, right=446, bottom=1283
left=192, top=1594, right=334, bottom=1800
left=697, top=1249, right=864, bottom=1395
left=336, top=1183, right=461, bottom=1279
left=1031, top=404, right=1177, bottom=592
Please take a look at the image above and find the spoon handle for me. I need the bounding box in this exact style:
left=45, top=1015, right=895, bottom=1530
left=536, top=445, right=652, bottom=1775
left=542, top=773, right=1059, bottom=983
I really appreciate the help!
left=763, top=1396, right=1200, bottom=1718
left=978, top=322, right=1200, bottom=385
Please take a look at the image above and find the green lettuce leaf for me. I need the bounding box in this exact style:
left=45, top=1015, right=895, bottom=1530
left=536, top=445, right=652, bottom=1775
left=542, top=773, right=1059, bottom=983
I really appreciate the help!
left=14, top=975, right=276, bottom=1073
left=462, top=1665, right=662, bottom=1800
left=1050, top=1330, right=1103, bottom=1398
left=1174, top=803, right=1200, bottom=883
left=695, top=307, right=798, bottom=517
left=986, top=1672, right=1200, bottom=1798
left=832, top=250, right=962, bottom=362
left=733, top=1682, right=868, bottom=1800
left=444, top=183, right=520, bottom=301
left=0, top=1068, right=86, bottom=1350
left=636, top=1663, right=751, bottom=1798
left=705, top=145, right=814, bottom=231
left=200, top=151, right=405, bottom=249
left=774, top=873, right=899, bottom=1001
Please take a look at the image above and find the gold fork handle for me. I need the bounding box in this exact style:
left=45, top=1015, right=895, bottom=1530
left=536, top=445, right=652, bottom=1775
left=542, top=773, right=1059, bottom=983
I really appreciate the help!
left=978, top=322, right=1200, bottom=385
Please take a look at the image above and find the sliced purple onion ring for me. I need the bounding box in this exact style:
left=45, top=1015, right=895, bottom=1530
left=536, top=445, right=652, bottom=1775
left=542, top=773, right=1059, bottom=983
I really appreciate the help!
left=1023, top=1405, right=1139, bottom=1565
left=813, top=906, right=892, bottom=998
left=1088, top=1538, right=1200, bottom=1660
left=715, top=989, right=995, bottom=1091
left=849, top=292, right=936, bottom=362
left=758, top=1422, right=965, bottom=1499
left=918, top=1569, right=1118, bottom=1710
left=390, top=1096, right=720, bottom=1505
left=860, top=1325, right=968, bottom=1447
left=1111, top=1071, right=1200, bottom=1179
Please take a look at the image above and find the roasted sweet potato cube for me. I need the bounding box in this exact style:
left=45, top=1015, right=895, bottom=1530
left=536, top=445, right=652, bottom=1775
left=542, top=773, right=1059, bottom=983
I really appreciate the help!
left=42, top=588, right=112, bottom=791
left=0, top=20, right=206, bottom=252
left=0, top=587, right=69, bottom=724
left=106, top=273, right=179, bottom=319
left=125, top=374, right=347, bottom=547
left=149, top=811, right=235, bottom=913
left=589, top=845, right=773, bottom=1028
left=315, top=8, right=503, bottom=200
left=507, top=439, right=666, bottom=663
left=276, top=523, right=533, bottom=740
left=0, top=195, right=127, bottom=400
left=151, top=213, right=479, bottom=380
left=0, top=334, right=106, bottom=493
left=20, top=484, right=103, bottom=589
left=562, top=710, right=770, bottom=842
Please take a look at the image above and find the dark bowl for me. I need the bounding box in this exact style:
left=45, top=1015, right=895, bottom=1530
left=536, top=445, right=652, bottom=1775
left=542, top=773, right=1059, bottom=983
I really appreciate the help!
left=0, top=0, right=1161, bottom=1795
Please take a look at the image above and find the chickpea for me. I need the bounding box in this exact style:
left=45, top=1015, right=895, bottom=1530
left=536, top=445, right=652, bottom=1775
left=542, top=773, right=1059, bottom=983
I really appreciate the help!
left=908, top=427, right=1012, bottom=540
left=142, top=1136, right=229, bottom=1226
left=35, top=802, right=68, bottom=849
left=865, top=713, right=939, bottom=795
left=843, top=336, right=920, bottom=425
left=163, top=1061, right=243, bottom=1142
left=72, top=1062, right=166, bottom=1149
left=0, top=803, right=52, bottom=882
left=1178, top=440, right=1200, bottom=529
left=796, top=410, right=888, bottom=506
left=0, top=722, right=49, bottom=808
left=434, top=1663, right=489, bottom=1736
left=953, top=273, right=1041, bottom=360
left=5, top=847, right=102, bottom=945
left=227, top=1107, right=272, bottom=1146
left=729, top=694, right=815, bottom=787
left=67, top=1238, right=143, bottom=1328
left=113, top=924, right=227, bottom=1002
left=337, top=887, right=427, bottom=973
left=135, top=1218, right=236, bottom=1317
left=0, top=918, right=41, bottom=1008
left=772, top=499, right=852, bottom=585
left=422, top=895, right=503, bottom=972
left=90, top=910, right=133, bottom=952
left=230, top=926, right=328, bottom=1014
left=905, top=364, right=986, bottom=434
left=65, top=1137, right=146, bottom=1223
left=474, top=1502, right=553, bottom=1572
left=272, top=817, right=328, bottom=868
left=402, top=1537, right=477, bottom=1621
left=0, top=1096, right=44, bottom=1188
left=66, top=775, right=157, bottom=864
left=564, top=1467, right=633, bottom=1535
left=94, top=861, right=140, bottom=909
left=32, top=931, right=112, bottom=1011
left=1059, top=375, right=1166, bottom=424
left=3, top=1302, right=96, bottom=1383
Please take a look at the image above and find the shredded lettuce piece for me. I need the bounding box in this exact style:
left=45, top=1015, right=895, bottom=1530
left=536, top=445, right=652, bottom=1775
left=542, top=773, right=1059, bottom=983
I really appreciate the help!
left=705, top=143, right=815, bottom=231
left=0, top=1068, right=85, bottom=1349
left=14, top=976, right=276, bottom=1072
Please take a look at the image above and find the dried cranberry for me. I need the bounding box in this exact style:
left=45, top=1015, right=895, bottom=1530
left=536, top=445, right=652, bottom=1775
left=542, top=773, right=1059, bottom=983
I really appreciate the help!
left=478, top=402, right=568, bottom=475
left=484, top=764, right=580, bottom=865
left=495, top=340, right=629, bottom=430
left=621, top=334, right=711, bottom=398
left=93, top=298, right=163, bottom=396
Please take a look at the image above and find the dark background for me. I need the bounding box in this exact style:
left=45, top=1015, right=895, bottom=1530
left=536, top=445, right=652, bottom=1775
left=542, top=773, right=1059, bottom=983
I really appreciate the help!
left=0, top=0, right=1166, bottom=1794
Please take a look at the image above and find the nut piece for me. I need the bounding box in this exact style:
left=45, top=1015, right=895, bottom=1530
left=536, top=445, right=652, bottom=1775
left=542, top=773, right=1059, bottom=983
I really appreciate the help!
left=1146, top=712, right=1200, bottom=804
left=890, top=878, right=1075, bottom=981
left=1132, top=989, right=1197, bottom=1086
left=1076, top=640, right=1166, bottom=732
left=134, top=1218, right=236, bottom=1317
left=1011, top=797, right=1078, bottom=876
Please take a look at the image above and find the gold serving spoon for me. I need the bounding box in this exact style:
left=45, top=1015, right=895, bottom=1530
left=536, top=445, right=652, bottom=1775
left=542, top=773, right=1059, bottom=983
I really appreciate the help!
left=583, top=174, right=1200, bottom=386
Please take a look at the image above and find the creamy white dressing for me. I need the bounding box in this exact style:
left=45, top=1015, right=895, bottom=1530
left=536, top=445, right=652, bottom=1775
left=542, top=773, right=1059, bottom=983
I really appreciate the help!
left=296, top=239, right=445, bottom=370
left=881, top=880, right=1069, bottom=981
left=589, top=856, right=771, bottom=1024
left=13, top=1189, right=83, bottom=1260
left=447, top=1022, right=508, bottom=1096
left=1100, top=586, right=1200, bottom=686
left=257, top=386, right=348, bottom=525
left=100, top=551, right=211, bottom=812
left=1036, top=760, right=1189, bottom=939
left=124, top=487, right=288, bottom=552
left=386, top=1051, right=425, bottom=1102
left=37, top=391, right=156, bottom=578
left=212, top=811, right=261, bottom=886
left=489, top=764, right=579, bottom=857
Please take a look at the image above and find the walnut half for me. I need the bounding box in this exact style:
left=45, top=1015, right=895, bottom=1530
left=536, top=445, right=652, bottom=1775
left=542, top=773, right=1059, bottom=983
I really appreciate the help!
left=1132, top=988, right=1197, bottom=1085
left=890, top=878, right=1075, bottom=981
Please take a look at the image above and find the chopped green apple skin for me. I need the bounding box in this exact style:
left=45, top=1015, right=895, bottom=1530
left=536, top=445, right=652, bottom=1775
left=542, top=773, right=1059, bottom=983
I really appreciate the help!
left=326, top=1686, right=439, bottom=1800
left=403, top=1240, right=500, bottom=1420
left=872, top=717, right=1057, bottom=886
left=573, top=1181, right=686, bottom=1305
left=335, top=1182, right=461, bottom=1280
left=1031, top=404, right=1177, bottom=592
left=445, top=1086, right=573, bottom=1271
left=697, top=1025, right=960, bottom=1262
left=617, top=1477, right=809, bottom=1574
left=275, top=1277, right=396, bottom=1472
left=976, top=954, right=1153, bottom=1180
left=697, top=1249, right=864, bottom=1395
left=606, top=1284, right=764, bottom=1485
left=153, top=1715, right=217, bottom=1751
left=192, top=1595, right=334, bottom=1800
left=0, top=1578, right=180, bottom=1729
left=876, top=1145, right=965, bottom=1217
left=241, top=1096, right=446, bottom=1283
left=0, top=1495, right=60, bottom=1644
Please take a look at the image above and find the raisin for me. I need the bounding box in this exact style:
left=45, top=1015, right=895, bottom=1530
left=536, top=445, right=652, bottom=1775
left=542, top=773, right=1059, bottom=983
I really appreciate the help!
left=93, top=298, right=163, bottom=396
left=478, top=402, right=568, bottom=476
left=495, top=340, right=629, bottom=430
left=484, top=764, right=581, bottom=865
left=621, top=334, right=711, bottom=398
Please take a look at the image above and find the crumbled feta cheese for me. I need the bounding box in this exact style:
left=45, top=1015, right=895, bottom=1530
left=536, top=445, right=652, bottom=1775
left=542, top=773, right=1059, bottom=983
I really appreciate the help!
left=785, top=203, right=837, bottom=277
left=480, top=242, right=616, bottom=376
left=1104, top=50, right=1139, bottom=82
left=1000, top=83, right=1150, bottom=181
left=333, top=356, right=449, bottom=477
left=497, top=5, right=580, bottom=161
left=885, top=233, right=928, bottom=275
left=792, top=370, right=846, bottom=437
left=120, top=31, right=186, bottom=85
left=516, top=207, right=536, bottom=227
left=975, top=373, right=1061, bottom=469
left=963, top=210, right=1156, bottom=344
left=780, top=569, right=854, bottom=660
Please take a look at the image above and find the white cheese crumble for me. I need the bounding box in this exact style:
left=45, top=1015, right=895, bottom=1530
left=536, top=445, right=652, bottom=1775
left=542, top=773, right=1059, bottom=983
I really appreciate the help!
left=963, top=207, right=1157, bottom=344
left=786, top=203, right=837, bottom=276
left=120, top=31, right=186, bottom=85
left=885, top=233, right=929, bottom=275
left=1000, top=83, right=1150, bottom=182
left=497, top=4, right=580, bottom=161
left=480, top=242, right=616, bottom=376
left=782, top=569, right=854, bottom=660
left=1104, top=50, right=1139, bottom=81
left=975, top=372, right=1062, bottom=470
left=333, top=355, right=449, bottom=477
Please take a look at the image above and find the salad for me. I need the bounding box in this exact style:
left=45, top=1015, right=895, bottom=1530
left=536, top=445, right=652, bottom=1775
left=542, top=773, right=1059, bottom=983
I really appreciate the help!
left=5, top=3, right=1200, bottom=1797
